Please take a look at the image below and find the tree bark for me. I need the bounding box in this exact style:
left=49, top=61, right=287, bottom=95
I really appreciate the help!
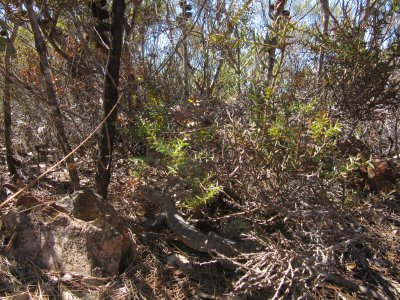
left=235, top=27, right=241, bottom=97
left=318, top=0, right=330, bottom=80
left=183, top=27, right=190, bottom=101
left=95, top=0, right=126, bottom=199
left=359, top=0, right=371, bottom=43
left=182, top=9, right=190, bottom=101
left=25, top=0, right=81, bottom=191
left=3, top=23, right=19, bottom=179
left=267, top=0, right=287, bottom=85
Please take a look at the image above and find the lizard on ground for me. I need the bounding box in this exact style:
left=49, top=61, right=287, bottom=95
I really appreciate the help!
left=140, top=186, right=260, bottom=257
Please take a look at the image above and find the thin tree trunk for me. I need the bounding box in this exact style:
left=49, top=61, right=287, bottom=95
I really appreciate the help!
left=267, top=0, right=287, bottom=85
left=359, top=0, right=371, bottom=43
left=183, top=22, right=189, bottom=101
left=25, top=0, right=81, bottom=190
left=318, top=0, right=330, bottom=80
left=3, top=24, right=19, bottom=179
left=235, top=27, right=241, bottom=97
left=395, top=113, right=399, bottom=159
left=95, top=0, right=126, bottom=199
left=209, top=59, right=224, bottom=95
left=267, top=36, right=277, bottom=85
left=201, top=33, right=209, bottom=97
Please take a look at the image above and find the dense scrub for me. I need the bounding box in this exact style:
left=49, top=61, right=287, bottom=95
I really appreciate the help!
left=1, top=0, right=400, bottom=299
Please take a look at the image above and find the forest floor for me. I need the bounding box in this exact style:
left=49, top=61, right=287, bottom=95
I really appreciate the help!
left=1, top=148, right=400, bottom=299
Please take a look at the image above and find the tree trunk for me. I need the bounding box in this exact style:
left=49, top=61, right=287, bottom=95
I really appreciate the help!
left=25, top=0, right=81, bottom=191
left=235, top=27, right=241, bottom=97
left=267, top=0, right=287, bottom=85
left=359, top=0, right=371, bottom=43
left=318, top=0, right=330, bottom=80
left=182, top=21, right=189, bottom=101
left=95, top=0, right=126, bottom=199
left=3, top=24, right=19, bottom=179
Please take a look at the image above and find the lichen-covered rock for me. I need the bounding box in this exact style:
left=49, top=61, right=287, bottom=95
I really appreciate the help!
left=1, top=188, right=129, bottom=277
left=56, top=188, right=107, bottom=221
left=47, top=215, right=123, bottom=276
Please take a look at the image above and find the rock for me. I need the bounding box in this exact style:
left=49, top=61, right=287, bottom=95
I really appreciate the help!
left=44, top=215, right=123, bottom=276
left=61, top=273, right=73, bottom=282
left=2, top=183, right=43, bottom=209
left=1, top=188, right=131, bottom=277
left=16, top=194, right=42, bottom=209
left=167, top=253, right=193, bottom=271
left=1, top=207, right=20, bottom=231
left=57, top=188, right=106, bottom=221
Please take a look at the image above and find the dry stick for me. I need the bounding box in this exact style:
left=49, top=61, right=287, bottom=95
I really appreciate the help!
left=155, top=0, right=206, bottom=75
left=0, top=94, right=123, bottom=210
left=271, top=260, right=292, bottom=300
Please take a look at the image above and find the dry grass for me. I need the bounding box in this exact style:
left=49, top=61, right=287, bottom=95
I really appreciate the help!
left=1, top=158, right=400, bottom=299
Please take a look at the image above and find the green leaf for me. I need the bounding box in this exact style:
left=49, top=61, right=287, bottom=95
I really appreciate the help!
left=393, top=0, right=400, bottom=12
